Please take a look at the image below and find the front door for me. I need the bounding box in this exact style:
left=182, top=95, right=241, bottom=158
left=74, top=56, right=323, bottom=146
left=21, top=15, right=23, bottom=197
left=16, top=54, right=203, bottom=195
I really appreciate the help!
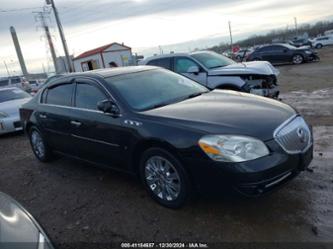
left=174, top=57, right=207, bottom=86
left=69, top=78, right=128, bottom=169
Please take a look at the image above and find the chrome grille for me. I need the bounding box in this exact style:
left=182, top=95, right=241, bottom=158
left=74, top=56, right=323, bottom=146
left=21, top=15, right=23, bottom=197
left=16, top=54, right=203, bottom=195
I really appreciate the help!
left=274, top=115, right=312, bottom=154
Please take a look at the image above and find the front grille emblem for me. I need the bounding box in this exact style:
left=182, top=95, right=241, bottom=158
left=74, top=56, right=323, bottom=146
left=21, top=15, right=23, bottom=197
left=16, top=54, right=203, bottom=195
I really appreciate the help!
left=297, top=127, right=306, bottom=143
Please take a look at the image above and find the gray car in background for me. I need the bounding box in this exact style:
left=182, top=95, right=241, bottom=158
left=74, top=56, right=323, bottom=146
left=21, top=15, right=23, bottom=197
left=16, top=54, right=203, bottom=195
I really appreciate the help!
left=141, top=51, right=280, bottom=98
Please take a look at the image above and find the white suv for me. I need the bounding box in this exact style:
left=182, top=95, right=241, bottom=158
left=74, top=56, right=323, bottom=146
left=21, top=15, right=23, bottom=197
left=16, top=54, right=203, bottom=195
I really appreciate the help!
left=311, top=36, right=333, bottom=49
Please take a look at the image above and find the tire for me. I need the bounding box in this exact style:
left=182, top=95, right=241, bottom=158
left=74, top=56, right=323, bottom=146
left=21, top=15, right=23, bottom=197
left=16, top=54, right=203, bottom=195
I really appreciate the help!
left=29, top=126, right=53, bottom=162
left=292, top=54, right=304, bottom=64
left=139, top=147, right=191, bottom=208
left=315, top=44, right=323, bottom=49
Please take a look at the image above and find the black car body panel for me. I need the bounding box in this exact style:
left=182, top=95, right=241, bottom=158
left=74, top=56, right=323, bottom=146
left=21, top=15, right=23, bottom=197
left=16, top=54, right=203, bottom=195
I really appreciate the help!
left=20, top=67, right=313, bottom=198
left=248, top=44, right=319, bottom=64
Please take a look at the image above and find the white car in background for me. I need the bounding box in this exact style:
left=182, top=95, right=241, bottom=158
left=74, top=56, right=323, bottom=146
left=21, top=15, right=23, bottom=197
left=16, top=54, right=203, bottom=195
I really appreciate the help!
left=0, top=87, right=31, bottom=135
left=141, top=51, right=280, bottom=98
left=0, top=76, right=31, bottom=92
left=311, top=35, right=333, bottom=48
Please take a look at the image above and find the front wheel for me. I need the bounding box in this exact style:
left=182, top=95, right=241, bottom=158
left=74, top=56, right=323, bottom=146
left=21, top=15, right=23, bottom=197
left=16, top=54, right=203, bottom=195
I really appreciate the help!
left=292, top=54, right=304, bottom=64
left=139, top=148, right=191, bottom=208
left=29, top=127, right=53, bottom=162
left=315, top=44, right=323, bottom=49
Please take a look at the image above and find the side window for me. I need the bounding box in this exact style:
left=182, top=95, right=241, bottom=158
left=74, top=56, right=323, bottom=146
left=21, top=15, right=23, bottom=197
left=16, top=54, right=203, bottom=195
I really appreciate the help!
left=147, top=58, right=172, bottom=70
left=46, top=83, right=73, bottom=106
left=175, top=57, right=198, bottom=73
left=75, top=83, right=106, bottom=110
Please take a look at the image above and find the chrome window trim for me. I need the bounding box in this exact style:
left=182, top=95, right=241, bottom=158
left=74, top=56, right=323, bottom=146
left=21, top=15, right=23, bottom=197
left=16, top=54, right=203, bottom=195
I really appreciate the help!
left=38, top=76, right=122, bottom=116
left=273, top=114, right=312, bottom=154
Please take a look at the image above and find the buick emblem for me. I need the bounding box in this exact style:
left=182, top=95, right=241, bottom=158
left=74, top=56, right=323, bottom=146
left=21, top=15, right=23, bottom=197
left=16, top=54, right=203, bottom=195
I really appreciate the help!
left=297, top=127, right=306, bottom=143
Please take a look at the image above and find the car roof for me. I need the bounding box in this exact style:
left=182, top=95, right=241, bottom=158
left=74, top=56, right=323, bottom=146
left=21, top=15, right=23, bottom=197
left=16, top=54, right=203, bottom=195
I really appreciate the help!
left=55, top=66, right=159, bottom=81
left=141, top=50, right=215, bottom=63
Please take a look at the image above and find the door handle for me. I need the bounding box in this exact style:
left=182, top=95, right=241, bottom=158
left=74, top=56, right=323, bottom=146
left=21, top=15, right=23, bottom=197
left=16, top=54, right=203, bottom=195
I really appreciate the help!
left=70, top=120, right=82, bottom=127
left=39, top=114, right=47, bottom=119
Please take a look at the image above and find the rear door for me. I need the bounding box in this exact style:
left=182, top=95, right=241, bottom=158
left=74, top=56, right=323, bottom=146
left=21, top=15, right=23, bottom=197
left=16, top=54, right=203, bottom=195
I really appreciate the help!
left=69, top=77, right=127, bottom=168
left=37, top=81, right=76, bottom=154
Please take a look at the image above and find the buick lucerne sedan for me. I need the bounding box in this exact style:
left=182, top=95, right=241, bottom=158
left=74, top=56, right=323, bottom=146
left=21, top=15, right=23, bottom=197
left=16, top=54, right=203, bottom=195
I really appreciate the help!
left=20, top=66, right=313, bottom=208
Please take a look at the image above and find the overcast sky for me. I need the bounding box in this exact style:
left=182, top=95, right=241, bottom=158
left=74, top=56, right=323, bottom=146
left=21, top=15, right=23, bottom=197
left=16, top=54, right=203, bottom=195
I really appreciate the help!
left=0, top=0, right=332, bottom=76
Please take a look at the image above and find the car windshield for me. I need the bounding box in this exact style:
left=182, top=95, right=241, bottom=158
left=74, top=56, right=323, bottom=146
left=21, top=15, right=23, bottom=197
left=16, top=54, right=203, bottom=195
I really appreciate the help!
left=191, top=52, right=235, bottom=69
left=107, top=69, right=208, bottom=111
left=0, top=88, right=30, bottom=103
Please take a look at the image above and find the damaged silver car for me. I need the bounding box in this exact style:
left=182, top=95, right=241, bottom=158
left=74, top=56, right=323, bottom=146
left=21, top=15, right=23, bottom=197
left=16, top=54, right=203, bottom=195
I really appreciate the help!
left=141, top=51, right=279, bottom=98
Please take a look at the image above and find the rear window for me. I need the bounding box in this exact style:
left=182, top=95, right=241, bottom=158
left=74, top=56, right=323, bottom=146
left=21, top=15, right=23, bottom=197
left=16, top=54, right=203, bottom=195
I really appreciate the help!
left=147, top=58, right=172, bottom=70
left=45, top=83, right=73, bottom=106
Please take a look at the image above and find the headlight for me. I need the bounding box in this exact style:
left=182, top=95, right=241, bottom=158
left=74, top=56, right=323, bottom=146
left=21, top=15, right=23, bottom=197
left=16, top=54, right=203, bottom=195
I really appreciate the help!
left=305, top=50, right=312, bottom=54
left=0, top=111, right=9, bottom=118
left=198, top=135, right=269, bottom=162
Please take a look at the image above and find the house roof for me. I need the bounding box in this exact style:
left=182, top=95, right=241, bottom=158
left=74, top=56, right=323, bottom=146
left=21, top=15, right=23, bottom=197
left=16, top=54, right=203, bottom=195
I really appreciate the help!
left=73, top=42, right=131, bottom=60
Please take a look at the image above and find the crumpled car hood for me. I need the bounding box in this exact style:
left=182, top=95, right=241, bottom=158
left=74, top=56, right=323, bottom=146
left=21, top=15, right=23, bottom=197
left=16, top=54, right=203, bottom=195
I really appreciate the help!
left=208, top=61, right=280, bottom=76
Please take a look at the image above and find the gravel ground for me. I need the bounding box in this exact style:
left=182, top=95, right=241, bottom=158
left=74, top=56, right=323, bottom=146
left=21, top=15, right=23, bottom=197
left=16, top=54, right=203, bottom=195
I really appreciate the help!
left=0, top=47, right=333, bottom=248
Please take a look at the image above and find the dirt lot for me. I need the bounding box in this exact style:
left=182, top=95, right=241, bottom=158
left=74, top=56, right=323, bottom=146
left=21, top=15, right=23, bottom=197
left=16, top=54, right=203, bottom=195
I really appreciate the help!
left=0, top=47, right=333, bottom=248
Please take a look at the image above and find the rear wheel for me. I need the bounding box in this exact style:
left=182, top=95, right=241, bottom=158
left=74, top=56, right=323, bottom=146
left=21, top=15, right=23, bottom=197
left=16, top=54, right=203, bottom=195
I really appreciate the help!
left=139, top=148, right=191, bottom=208
left=292, top=54, right=304, bottom=64
left=315, top=43, right=323, bottom=49
left=29, top=127, right=53, bottom=162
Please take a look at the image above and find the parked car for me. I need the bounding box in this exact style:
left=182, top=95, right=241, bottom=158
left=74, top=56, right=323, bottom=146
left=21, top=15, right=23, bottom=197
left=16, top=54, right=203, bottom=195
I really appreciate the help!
left=141, top=51, right=280, bottom=98
left=0, top=76, right=31, bottom=92
left=20, top=67, right=313, bottom=208
left=0, top=192, right=54, bottom=249
left=311, top=35, right=333, bottom=49
left=29, top=79, right=43, bottom=96
left=247, top=44, right=319, bottom=65
left=288, top=38, right=312, bottom=48
left=234, top=49, right=253, bottom=61
left=0, top=87, right=31, bottom=135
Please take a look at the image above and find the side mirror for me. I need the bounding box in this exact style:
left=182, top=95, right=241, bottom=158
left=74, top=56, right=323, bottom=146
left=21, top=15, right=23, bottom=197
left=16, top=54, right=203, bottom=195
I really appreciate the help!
left=187, top=66, right=200, bottom=74
left=97, top=99, right=120, bottom=116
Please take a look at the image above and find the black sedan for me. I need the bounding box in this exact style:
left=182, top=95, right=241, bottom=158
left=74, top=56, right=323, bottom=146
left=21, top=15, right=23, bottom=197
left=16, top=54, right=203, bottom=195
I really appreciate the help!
left=247, top=44, right=319, bottom=64
left=20, top=66, right=313, bottom=208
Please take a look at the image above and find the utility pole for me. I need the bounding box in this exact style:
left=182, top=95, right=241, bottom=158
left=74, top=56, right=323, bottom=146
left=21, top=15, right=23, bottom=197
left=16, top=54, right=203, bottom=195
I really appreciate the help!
left=294, top=17, right=298, bottom=37
left=228, top=21, right=233, bottom=52
left=34, top=11, right=58, bottom=73
left=3, top=61, right=11, bottom=77
left=46, top=0, right=73, bottom=72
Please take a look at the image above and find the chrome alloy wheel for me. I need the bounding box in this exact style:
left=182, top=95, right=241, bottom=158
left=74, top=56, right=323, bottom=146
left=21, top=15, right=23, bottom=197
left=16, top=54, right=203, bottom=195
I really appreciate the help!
left=144, top=156, right=181, bottom=201
left=293, top=55, right=303, bottom=64
left=31, top=130, right=45, bottom=158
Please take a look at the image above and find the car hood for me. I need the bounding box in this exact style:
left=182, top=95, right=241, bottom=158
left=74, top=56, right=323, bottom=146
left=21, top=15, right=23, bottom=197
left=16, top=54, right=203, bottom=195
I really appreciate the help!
left=143, top=90, right=296, bottom=141
left=208, top=61, right=279, bottom=76
left=0, top=97, right=31, bottom=116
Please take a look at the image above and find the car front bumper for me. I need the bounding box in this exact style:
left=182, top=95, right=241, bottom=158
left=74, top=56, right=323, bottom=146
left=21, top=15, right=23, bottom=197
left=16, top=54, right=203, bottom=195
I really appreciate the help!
left=182, top=140, right=313, bottom=196
left=0, top=114, right=23, bottom=135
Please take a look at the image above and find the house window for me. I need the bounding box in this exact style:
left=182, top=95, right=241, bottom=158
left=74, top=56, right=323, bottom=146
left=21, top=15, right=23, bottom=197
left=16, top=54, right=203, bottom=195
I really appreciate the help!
left=81, top=60, right=100, bottom=71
